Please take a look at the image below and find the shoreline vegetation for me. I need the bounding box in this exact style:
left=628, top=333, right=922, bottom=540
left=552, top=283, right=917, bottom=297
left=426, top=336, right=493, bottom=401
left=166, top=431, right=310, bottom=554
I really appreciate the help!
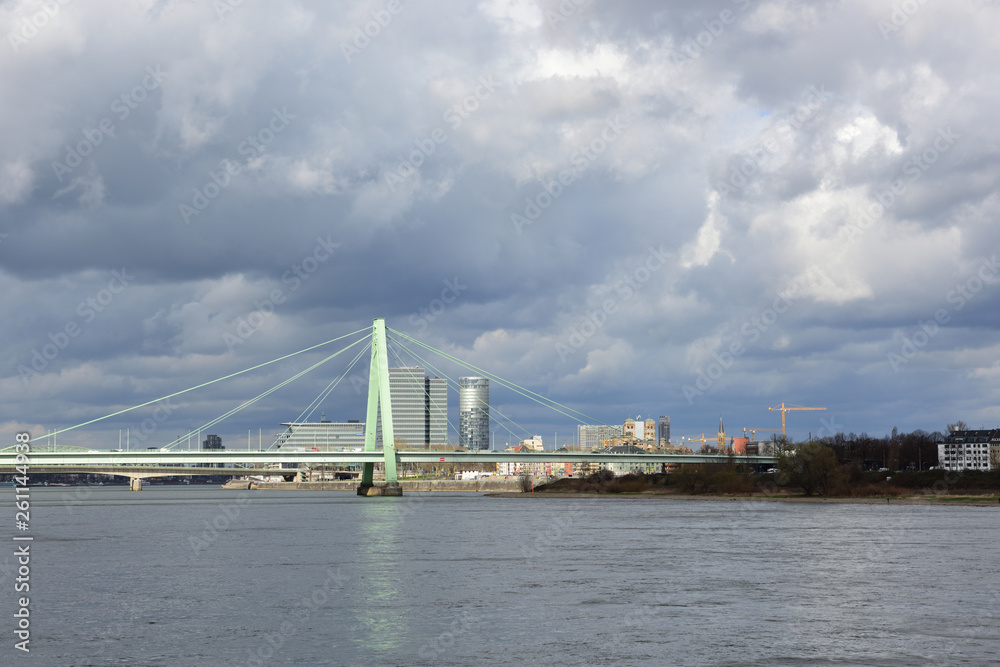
left=527, top=466, right=1000, bottom=507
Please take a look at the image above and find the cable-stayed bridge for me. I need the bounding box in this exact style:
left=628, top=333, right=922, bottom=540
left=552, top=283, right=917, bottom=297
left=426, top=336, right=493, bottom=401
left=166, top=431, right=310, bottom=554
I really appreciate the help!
left=1, top=319, right=776, bottom=494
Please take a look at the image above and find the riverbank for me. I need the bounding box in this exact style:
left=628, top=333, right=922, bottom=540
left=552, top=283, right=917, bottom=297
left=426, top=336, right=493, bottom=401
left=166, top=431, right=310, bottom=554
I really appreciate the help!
left=488, top=491, right=999, bottom=506
left=222, top=478, right=524, bottom=492
left=530, top=469, right=1000, bottom=502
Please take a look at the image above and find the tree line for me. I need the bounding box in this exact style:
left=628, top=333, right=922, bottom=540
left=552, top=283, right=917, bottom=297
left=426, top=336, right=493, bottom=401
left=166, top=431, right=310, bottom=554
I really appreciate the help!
left=783, top=420, right=975, bottom=472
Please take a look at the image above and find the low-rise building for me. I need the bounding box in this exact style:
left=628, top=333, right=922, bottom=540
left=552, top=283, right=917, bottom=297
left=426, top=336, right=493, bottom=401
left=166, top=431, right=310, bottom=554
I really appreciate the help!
left=595, top=444, right=659, bottom=476
left=279, top=420, right=366, bottom=450
left=496, top=444, right=574, bottom=477
left=519, top=436, right=544, bottom=451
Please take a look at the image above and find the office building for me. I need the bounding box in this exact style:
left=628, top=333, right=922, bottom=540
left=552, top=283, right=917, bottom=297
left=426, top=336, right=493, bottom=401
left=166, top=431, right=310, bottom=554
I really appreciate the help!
left=202, top=434, right=224, bottom=468
left=658, top=415, right=670, bottom=446
left=202, top=434, right=223, bottom=451
left=279, top=420, right=366, bottom=450
left=459, top=377, right=490, bottom=450
left=577, top=424, right=623, bottom=450
left=376, top=367, right=447, bottom=448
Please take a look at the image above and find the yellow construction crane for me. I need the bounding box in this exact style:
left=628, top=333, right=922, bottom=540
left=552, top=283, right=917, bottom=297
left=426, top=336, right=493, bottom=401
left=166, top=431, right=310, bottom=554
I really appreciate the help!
left=684, top=434, right=708, bottom=449
left=741, top=428, right=780, bottom=442
left=768, top=403, right=826, bottom=439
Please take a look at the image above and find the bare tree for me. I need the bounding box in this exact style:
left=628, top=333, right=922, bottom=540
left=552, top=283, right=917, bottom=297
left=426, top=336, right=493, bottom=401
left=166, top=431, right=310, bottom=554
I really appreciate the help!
left=947, top=421, right=969, bottom=433
left=518, top=474, right=533, bottom=492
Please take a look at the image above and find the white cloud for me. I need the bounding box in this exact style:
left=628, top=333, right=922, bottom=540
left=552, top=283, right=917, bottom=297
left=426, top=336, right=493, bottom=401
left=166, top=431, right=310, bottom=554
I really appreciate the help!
left=681, top=192, right=727, bottom=268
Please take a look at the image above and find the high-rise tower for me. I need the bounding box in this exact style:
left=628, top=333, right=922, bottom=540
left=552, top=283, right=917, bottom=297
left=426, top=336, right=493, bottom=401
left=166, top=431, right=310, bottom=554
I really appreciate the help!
left=375, top=367, right=447, bottom=447
left=658, top=415, right=670, bottom=446
left=459, top=377, right=490, bottom=450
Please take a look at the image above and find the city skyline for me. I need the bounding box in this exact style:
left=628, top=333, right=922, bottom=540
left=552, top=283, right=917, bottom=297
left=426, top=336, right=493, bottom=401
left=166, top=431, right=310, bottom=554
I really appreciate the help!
left=7, top=323, right=986, bottom=452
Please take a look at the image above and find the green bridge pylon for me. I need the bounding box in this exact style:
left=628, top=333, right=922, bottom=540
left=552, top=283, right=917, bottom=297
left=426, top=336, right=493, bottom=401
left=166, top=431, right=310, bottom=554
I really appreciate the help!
left=359, top=318, right=402, bottom=496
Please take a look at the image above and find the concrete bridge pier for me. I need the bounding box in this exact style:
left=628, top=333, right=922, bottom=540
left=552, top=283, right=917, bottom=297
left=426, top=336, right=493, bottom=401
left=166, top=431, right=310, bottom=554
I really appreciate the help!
left=357, top=482, right=402, bottom=497
left=130, top=477, right=143, bottom=491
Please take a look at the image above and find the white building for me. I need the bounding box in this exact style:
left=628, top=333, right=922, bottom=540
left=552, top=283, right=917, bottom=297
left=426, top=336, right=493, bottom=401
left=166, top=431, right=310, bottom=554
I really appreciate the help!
left=496, top=458, right=572, bottom=477
left=279, top=420, right=366, bottom=450
left=938, top=429, right=999, bottom=471
left=577, top=424, right=622, bottom=450
left=604, top=460, right=659, bottom=476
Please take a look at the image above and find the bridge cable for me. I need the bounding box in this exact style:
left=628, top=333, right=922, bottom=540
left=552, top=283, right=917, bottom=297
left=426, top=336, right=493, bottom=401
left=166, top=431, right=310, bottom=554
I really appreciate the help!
left=387, top=333, right=579, bottom=439
left=292, top=339, right=372, bottom=426
left=160, top=335, right=371, bottom=451
left=387, top=336, right=531, bottom=444
left=36, top=327, right=370, bottom=444
left=387, top=328, right=612, bottom=429
left=270, top=340, right=373, bottom=450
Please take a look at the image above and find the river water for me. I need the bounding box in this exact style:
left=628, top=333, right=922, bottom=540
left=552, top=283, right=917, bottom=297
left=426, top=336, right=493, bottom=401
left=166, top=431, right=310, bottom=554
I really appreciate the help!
left=3, top=486, right=999, bottom=666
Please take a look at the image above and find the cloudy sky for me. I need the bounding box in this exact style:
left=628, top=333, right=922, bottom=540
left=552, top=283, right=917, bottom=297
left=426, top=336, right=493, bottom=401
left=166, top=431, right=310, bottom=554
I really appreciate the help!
left=2, top=0, right=998, bottom=451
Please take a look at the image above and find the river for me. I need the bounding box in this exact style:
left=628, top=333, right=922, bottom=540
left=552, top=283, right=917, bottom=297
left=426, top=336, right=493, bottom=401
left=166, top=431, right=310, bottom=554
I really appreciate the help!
left=3, top=486, right=998, bottom=665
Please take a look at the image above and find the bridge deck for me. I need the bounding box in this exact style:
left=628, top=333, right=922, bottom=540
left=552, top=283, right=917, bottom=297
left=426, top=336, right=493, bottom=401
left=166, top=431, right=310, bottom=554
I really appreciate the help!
left=0, top=450, right=775, bottom=474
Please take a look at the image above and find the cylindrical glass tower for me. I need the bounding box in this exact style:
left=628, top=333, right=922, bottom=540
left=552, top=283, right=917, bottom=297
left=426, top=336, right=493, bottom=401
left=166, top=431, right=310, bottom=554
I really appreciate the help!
left=459, top=377, right=490, bottom=450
